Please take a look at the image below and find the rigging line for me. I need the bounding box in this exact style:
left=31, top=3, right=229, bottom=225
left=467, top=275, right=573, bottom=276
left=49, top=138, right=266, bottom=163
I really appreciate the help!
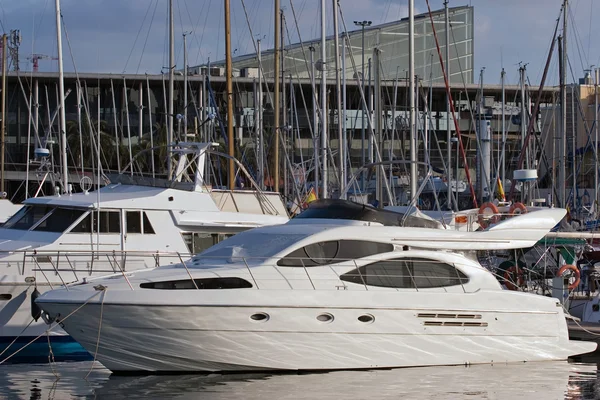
left=136, top=0, right=160, bottom=74
left=565, top=56, right=600, bottom=206
left=122, top=0, right=155, bottom=73
left=283, top=10, right=317, bottom=142
left=587, top=0, right=593, bottom=67
left=568, top=7, right=588, bottom=76
left=187, top=0, right=210, bottom=64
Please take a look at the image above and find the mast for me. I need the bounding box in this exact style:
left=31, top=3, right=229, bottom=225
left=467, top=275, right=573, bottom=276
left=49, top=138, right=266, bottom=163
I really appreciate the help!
left=560, top=0, right=568, bottom=208
left=273, top=0, right=281, bottom=192
left=257, top=39, right=264, bottom=190
left=409, top=0, right=417, bottom=204
left=183, top=32, right=188, bottom=137
left=224, top=0, right=235, bottom=189
left=55, top=0, right=68, bottom=193
left=501, top=68, right=506, bottom=190
left=341, top=31, right=347, bottom=198
left=281, top=10, right=286, bottom=197
left=0, top=34, right=6, bottom=195
left=168, top=0, right=175, bottom=177
left=310, top=46, right=319, bottom=195
left=444, top=0, right=452, bottom=209
left=332, top=0, right=344, bottom=194
left=320, top=0, right=328, bottom=198
left=594, top=68, right=599, bottom=208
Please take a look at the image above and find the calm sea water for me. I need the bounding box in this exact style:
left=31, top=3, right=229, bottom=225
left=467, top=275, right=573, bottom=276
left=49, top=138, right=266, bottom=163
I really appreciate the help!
left=0, top=360, right=599, bottom=399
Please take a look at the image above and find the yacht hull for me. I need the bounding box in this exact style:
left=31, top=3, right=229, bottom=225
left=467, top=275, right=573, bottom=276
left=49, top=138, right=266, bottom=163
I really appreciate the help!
left=38, top=294, right=596, bottom=372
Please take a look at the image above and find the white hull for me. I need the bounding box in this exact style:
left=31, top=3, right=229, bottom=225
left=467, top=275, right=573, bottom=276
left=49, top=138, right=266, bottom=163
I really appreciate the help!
left=39, top=290, right=594, bottom=372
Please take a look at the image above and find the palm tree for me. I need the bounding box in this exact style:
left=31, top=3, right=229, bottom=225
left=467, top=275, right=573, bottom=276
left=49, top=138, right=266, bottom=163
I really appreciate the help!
left=66, top=117, right=118, bottom=171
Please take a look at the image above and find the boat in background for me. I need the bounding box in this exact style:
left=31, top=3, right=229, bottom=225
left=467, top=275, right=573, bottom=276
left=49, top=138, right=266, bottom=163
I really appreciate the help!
left=0, top=142, right=288, bottom=363
left=37, top=200, right=595, bottom=372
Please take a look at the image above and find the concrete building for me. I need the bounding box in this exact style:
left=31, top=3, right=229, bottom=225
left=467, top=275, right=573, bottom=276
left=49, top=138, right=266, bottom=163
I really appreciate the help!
left=0, top=5, right=557, bottom=206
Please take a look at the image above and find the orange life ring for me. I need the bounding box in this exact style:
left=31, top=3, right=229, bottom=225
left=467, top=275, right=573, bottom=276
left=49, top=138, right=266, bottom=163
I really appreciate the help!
left=503, top=266, right=525, bottom=291
left=557, top=264, right=581, bottom=290
left=478, top=202, right=500, bottom=228
left=508, top=202, right=528, bottom=215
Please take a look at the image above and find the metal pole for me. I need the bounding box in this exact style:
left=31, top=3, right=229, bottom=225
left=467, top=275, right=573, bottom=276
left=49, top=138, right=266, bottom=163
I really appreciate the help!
left=354, top=20, right=371, bottom=190
left=225, top=0, right=235, bottom=190
left=341, top=32, right=347, bottom=198
left=560, top=1, right=568, bottom=208
left=257, top=40, right=264, bottom=190
left=374, top=47, right=382, bottom=206
left=501, top=68, right=506, bottom=190
left=571, top=84, right=576, bottom=200
left=333, top=0, right=344, bottom=193
left=281, top=10, right=286, bottom=197
left=76, top=82, right=83, bottom=174
left=320, top=0, right=328, bottom=198
left=0, top=34, right=6, bottom=195
left=310, top=46, right=319, bottom=196
left=168, top=0, right=175, bottom=177
left=368, top=58, right=373, bottom=163
left=183, top=32, right=188, bottom=137
left=594, top=68, right=599, bottom=208
left=146, top=76, right=155, bottom=179
left=55, top=1, right=68, bottom=193
left=409, top=0, right=417, bottom=205
left=444, top=0, right=452, bottom=210
left=274, top=0, right=281, bottom=192
left=138, top=81, right=143, bottom=140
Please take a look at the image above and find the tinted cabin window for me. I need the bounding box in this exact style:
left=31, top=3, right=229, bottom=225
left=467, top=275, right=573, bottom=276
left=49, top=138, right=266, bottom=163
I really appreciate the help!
left=92, top=211, right=121, bottom=233
left=126, top=211, right=142, bottom=234
left=340, top=258, right=469, bottom=289
left=277, top=240, right=394, bottom=267
left=142, top=212, right=155, bottom=234
left=70, top=213, right=92, bottom=233
left=140, top=277, right=252, bottom=290
left=3, top=205, right=53, bottom=230
left=34, top=208, right=85, bottom=233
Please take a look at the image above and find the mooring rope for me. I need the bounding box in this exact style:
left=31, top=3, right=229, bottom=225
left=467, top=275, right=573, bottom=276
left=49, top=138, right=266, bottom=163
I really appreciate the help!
left=85, top=288, right=107, bottom=380
left=0, top=289, right=104, bottom=365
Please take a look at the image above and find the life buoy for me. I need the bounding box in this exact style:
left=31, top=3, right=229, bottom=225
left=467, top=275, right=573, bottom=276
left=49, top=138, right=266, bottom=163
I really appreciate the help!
left=477, top=202, right=500, bottom=228
left=557, top=264, right=581, bottom=290
left=508, top=202, right=527, bottom=215
left=503, top=266, right=525, bottom=291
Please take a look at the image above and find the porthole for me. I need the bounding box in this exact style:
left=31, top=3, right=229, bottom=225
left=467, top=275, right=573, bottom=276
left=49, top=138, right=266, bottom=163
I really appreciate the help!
left=358, top=314, right=375, bottom=323
left=0, top=294, right=11, bottom=301
left=317, top=313, right=334, bottom=323
left=250, top=312, right=269, bottom=322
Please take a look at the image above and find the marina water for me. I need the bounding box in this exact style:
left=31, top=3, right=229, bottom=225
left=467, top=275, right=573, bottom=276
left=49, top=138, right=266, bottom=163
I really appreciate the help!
left=1, top=360, right=599, bottom=399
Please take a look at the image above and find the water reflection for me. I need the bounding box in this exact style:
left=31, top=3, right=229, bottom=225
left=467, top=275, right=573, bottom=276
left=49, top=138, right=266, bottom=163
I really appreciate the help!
left=0, top=361, right=598, bottom=399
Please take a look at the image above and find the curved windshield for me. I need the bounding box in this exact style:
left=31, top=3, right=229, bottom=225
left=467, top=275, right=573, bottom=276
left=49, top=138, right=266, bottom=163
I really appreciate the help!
left=195, top=231, right=309, bottom=263
left=3, top=205, right=53, bottom=230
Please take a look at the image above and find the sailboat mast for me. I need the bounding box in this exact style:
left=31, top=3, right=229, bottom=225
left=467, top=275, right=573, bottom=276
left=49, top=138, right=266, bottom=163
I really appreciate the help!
left=257, top=39, right=264, bottom=190
left=320, top=0, right=328, bottom=199
left=224, top=0, right=235, bottom=189
left=274, top=0, right=281, bottom=192
left=55, top=0, right=69, bottom=193
left=444, top=0, right=452, bottom=210
left=559, top=0, right=568, bottom=207
left=183, top=32, right=188, bottom=137
left=332, top=0, right=344, bottom=194
left=168, top=0, right=175, bottom=177
left=501, top=68, right=506, bottom=189
left=0, top=34, right=6, bottom=195
left=409, top=0, right=417, bottom=205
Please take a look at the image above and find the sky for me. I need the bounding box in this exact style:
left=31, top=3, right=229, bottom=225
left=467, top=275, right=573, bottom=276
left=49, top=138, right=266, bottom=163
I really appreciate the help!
left=1, top=0, right=598, bottom=85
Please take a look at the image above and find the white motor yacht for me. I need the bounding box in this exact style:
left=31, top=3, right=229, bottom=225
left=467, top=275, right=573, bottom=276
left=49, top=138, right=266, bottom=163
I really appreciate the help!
left=0, top=142, right=288, bottom=361
left=36, top=200, right=596, bottom=372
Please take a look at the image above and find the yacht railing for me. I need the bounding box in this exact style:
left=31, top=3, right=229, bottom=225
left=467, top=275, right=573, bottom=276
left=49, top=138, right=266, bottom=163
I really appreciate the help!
left=0, top=249, right=194, bottom=290
left=452, top=210, right=529, bottom=232
left=31, top=255, right=484, bottom=293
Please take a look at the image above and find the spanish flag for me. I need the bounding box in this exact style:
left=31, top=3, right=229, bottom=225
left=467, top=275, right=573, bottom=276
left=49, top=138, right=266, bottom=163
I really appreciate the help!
left=302, top=186, right=318, bottom=209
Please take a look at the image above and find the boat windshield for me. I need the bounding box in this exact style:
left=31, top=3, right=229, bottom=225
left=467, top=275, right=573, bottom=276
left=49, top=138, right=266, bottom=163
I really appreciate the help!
left=195, top=231, right=309, bottom=264
left=3, top=205, right=86, bottom=232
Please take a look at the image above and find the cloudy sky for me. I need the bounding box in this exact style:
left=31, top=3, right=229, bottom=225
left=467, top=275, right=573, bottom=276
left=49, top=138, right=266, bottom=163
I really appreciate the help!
left=2, top=0, right=597, bottom=85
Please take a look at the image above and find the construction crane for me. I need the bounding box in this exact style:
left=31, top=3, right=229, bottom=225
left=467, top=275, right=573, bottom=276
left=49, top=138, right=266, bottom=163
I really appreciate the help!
left=27, top=54, right=58, bottom=72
